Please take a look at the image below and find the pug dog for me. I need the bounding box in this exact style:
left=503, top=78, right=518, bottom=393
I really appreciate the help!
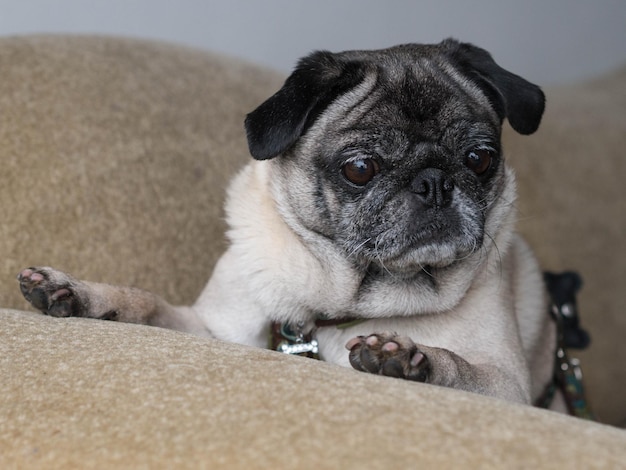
left=18, top=38, right=553, bottom=406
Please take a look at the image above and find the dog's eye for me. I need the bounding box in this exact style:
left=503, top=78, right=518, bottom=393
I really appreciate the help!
left=465, top=149, right=493, bottom=176
left=342, top=158, right=380, bottom=186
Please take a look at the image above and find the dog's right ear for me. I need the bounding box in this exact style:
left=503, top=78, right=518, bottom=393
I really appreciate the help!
left=443, top=39, right=545, bottom=135
left=244, top=51, right=365, bottom=160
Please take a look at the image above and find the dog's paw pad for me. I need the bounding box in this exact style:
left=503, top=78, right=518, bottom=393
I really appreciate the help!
left=346, top=333, right=431, bottom=382
left=17, top=267, right=84, bottom=317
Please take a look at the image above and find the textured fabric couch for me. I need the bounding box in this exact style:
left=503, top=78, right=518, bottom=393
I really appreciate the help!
left=1, top=35, right=625, bottom=468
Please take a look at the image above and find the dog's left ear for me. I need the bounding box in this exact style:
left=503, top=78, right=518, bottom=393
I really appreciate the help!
left=445, top=39, right=545, bottom=135
left=245, top=51, right=365, bottom=160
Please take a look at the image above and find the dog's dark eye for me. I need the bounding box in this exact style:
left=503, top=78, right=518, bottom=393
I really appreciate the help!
left=342, top=158, right=380, bottom=186
left=465, top=149, right=493, bottom=176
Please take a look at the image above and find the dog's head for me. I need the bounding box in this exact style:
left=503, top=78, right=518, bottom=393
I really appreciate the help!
left=244, top=39, right=544, bottom=288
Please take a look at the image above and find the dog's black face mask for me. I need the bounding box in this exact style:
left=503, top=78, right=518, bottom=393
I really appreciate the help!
left=244, top=39, right=545, bottom=277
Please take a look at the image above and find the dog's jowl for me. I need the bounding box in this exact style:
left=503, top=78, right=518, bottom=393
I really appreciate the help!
left=19, top=39, right=557, bottom=406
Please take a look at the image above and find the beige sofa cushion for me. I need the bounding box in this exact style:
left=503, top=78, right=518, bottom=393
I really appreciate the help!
left=0, top=34, right=282, bottom=308
left=2, top=309, right=625, bottom=468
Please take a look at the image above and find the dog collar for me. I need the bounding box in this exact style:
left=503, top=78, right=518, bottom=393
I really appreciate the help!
left=270, top=316, right=366, bottom=359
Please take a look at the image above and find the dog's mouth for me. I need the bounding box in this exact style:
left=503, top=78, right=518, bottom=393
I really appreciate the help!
left=362, top=260, right=449, bottom=288
left=354, top=231, right=481, bottom=278
left=362, top=246, right=461, bottom=276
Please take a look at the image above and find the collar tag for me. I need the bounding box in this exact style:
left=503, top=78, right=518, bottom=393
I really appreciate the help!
left=270, top=321, right=320, bottom=359
left=270, top=316, right=364, bottom=360
left=277, top=339, right=319, bottom=356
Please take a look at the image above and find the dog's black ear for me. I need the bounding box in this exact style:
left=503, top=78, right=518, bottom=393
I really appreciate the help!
left=444, top=39, right=545, bottom=135
left=244, top=51, right=365, bottom=160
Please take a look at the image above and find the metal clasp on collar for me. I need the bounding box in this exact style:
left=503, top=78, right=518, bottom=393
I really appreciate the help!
left=556, top=347, right=584, bottom=381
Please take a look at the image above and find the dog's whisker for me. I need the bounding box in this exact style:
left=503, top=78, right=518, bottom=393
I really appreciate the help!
left=419, top=263, right=435, bottom=278
left=484, top=230, right=504, bottom=283
left=347, top=238, right=372, bottom=259
left=373, top=234, right=394, bottom=277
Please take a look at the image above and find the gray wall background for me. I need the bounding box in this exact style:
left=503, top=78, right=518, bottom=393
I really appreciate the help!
left=1, top=0, right=625, bottom=85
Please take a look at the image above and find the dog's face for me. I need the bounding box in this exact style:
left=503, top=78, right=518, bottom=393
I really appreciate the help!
left=244, top=39, right=544, bottom=309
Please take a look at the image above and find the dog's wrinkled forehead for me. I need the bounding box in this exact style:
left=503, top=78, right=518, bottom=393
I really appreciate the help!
left=245, top=39, right=545, bottom=160
left=326, top=55, right=492, bottom=141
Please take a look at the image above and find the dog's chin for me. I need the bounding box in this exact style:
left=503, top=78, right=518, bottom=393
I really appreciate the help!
left=366, top=242, right=476, bottom=278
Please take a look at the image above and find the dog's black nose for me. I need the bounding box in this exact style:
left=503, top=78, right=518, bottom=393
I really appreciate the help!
left=410, top=168, right=454, bottom=208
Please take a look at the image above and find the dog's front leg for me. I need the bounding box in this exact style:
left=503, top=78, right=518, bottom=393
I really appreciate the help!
left=346, top=332, right=530, bottom=403
left=17, top=267, right=208, bottom=335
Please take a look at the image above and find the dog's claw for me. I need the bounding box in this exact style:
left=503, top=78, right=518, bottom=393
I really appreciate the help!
left=346, top=333, right=431, bottom=382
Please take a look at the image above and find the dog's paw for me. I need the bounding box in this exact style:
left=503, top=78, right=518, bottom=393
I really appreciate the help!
left=345, top=332, right=431, bottom=382
left=17, top=267, right=87, bottom=318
